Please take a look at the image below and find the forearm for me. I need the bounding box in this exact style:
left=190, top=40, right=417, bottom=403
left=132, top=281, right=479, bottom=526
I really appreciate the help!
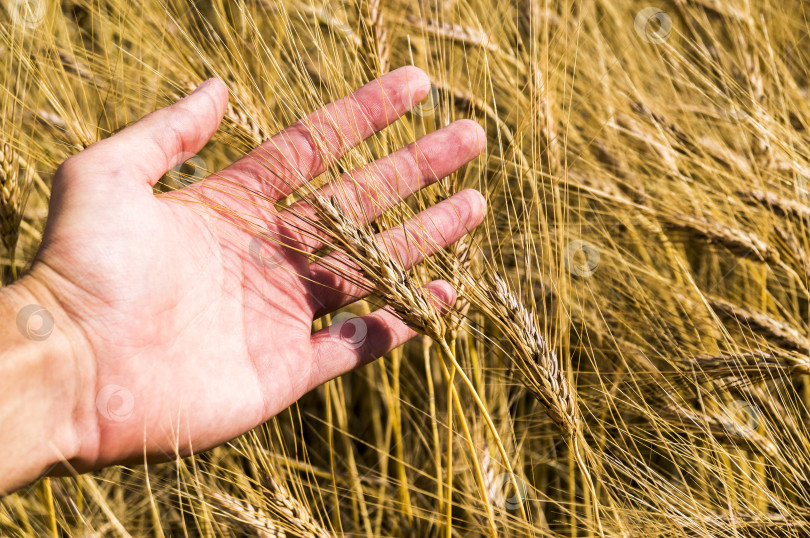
left=0, top=274, right=88, bottom=494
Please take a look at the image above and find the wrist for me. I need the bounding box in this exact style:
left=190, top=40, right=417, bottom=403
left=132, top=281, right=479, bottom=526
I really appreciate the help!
left=0, top=265, right=95, bottom=493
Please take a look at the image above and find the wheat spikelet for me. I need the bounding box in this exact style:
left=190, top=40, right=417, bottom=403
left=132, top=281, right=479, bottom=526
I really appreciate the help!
left=263, top=478, right=332, bottom=538
left=0, top=141, right=30, bottom=282
left=743, top=50, right=772, bottom=163
left=210, top=492, right=285, bottom=538
left=658, top=404, right=780, bottom=460
left=51, top=49, right=99, bottom=86
left=738, top=384, right=808, bottom=461
left=662, top=214, right=780, bottom=264
left=484, top=272, right=578, bottom=432
left=297, top=3, right=360, bottom=47
left=226, top=101, right=268, bottom=145
left=707, top=296, right=809, bottom=353
left=631, top=101, right=754, bottom=173
left=631, top=101, right=694, bottom=150
left=311, top=194, right=446, bottom=341
left=773, top=226, right=810, bottom=279
left=211, top=482, right=331, bottom=538
left=688, top=350, right=810, bottom=387
left=739, top=189, right=810, bottom=224
left=0, top=143, right=20, bottom=253
left=405, top=16, right=500, bottom=54
left=446, top=235, right=473, bottom=339
left=683, top=0, right=750, bottom=22
left=588, top=137, right=638, bottom=184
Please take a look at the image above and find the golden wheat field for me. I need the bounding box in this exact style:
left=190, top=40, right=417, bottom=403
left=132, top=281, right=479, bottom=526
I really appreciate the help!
left=3, top=0, right=810, bottom=535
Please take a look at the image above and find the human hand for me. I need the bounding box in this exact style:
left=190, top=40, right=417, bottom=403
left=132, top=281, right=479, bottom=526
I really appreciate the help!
left=0, top=66, right=486, bottom=490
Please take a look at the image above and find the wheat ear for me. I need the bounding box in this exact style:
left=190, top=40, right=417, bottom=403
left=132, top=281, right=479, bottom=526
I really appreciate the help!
left=662, top=214, right=780, bottom=264
left=689, top=350, right=810, bottom=386
left=211, top=481, right=331, bottom=538
left=739, top=189, right=810, bottom=224
left=312, top=194, right=446, bottom=341
left=484, top=272, right=578, bottom=433
left=210, top=492, right=285, bottom=538
left=480, top=273, right=606, bottom=531
left=0, top=142, right=31, bottom=283
left=405, top=16, right=500, bottom=54
left=707, top=296, right=810, bottom=353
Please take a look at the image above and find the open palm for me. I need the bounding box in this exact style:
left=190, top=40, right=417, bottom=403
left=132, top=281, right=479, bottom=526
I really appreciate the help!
left=29, top=66, right=486, bottom=471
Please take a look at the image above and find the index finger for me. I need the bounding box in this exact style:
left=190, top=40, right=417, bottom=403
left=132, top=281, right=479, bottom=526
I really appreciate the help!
left=215, top=66, right=431, bottom=202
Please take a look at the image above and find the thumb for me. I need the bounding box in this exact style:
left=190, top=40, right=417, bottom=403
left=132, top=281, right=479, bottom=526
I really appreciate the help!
left=59, top=79, right=229, bottom=188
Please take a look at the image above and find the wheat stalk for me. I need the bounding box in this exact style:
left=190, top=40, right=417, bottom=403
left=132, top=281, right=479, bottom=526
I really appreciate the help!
left=519, top=0, right=560, bottom=175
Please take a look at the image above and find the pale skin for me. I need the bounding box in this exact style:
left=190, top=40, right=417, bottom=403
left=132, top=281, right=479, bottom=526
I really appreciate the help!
left=0, top=66, right=487, bottom=494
